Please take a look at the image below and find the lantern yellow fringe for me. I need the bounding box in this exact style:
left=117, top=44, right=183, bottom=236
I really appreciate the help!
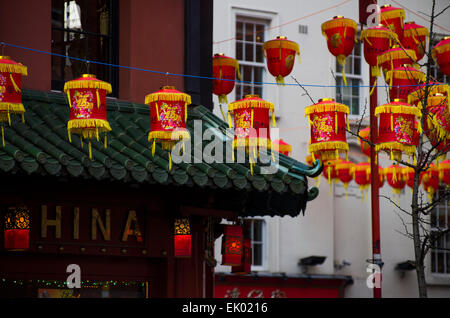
left=431, top=42, right=450, bottom=60
left=219, top=95, right=228, bottom=105
left=374, top=104, right=420, bottom=117
left=64, top=80, right=112, bottom=94
left=404, top=26, right=429, bottom=38
left=145, top=92, right=191, bottom=105
left=370, top=78, right=377, bottom=96
left=96, top=89, right=100, bottom=109
left=263, top=39, right=301, bottom=55
left=360, top=28, right=399, bottom=42
left=371, top=66, right=381, bottom=78
left=305, top=102, right=349, bottom=116
left=1, top=126, right=4, bottom=147
left=233, top=137, right=272, bottom=150
left=375, top=142, right=416, bottom=157
left=147, top=130, right=190, bottom=142
left=377, top=49, right=417, bottom=67
left=0, top=63, right=27, bottom=76
left=321, top=18, right=357, bottom=35
left=308, top=141, right=349, bottom=153
left=228, top=111, right=232, bottom=129
left=385, top=69, right=426, bottom=84
left=228, top=100, right=274, bottom=113
left=381, top=8, right=405, bottom=21
left=213, top=57, right=241, bottom=79
left=9, top=73, right=21, bottom=93
left=0, top=102, right=26, bottom=114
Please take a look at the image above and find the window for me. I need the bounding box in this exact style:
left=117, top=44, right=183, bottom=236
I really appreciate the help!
left=51, top=0, right=119, bottom=95
left=244, top=219, right=266, bottom=268
left=235, top=17, right=268, bottom=99
left=335, top=39, right=362, bottom=116
left=430, top=187, right=450, bottom=274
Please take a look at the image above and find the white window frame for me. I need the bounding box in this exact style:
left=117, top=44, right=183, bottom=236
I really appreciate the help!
left=247, top=218, right=268, bottom=271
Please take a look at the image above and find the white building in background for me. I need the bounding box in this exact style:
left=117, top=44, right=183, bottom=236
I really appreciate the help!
left=213, top=0, right=450, bottom=298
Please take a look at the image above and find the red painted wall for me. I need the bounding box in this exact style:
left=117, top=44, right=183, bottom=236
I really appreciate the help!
left=0, top=0, right=52, bottom=92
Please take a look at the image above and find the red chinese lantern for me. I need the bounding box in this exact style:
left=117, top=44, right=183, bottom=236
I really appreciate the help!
left=305, top=98, right=350, bottom=161
left=4, top=206, right=30, bottom=250
left=423, top=94, right=450, bottom=140
left=379, top=4, right=405, bottom=43
left=402, top=22, right=429, bottom=62
left=221, top=225, right=243, bottom=266
left=262, top=36, right=300, bottom=84
left=422, top=163, right=440, bottom=202
left=438, top=159, right=450, bottom=187
left=229, top=94, right=274, bottom=173
left=212, top=53, right=240, bottom=105
left=145, top=86, right=191, bottom=170
left=375, top=99, right=420, bottom=161
left=377, top=46, right=417, bottom=79
left=358, top=127, right=371, bottom=158
left=403, top=166, right=423, bottom=194
left=231, top=238, right=252, bottom=275
left=385, top=164, right=406, bottom=196
left=64, top=74, right=112, bottom=159
left=336, top=160, right=355, bottom=198
left=174, top=218, right=191, bottom=258
left=272, top=139, right=291, bottom=156
left=322, top=158, right=342, bottom=185
left=432, top=36, right=450, bottom=75
left=353, top=162, right=371, bottom=197
left=321, top=16, right=357, bottom=85
left=0, top=56, right=27, bottom=146
left=385, top=65, right=426, bottom=102
left=360, top=25, right=398, bottom=78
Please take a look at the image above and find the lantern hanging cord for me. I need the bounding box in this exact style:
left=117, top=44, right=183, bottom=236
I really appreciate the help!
left=1, top=41, right=444, bottom=90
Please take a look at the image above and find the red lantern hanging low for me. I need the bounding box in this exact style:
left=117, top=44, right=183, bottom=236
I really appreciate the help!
left=402, top=22, right=429, bottom=62
left=145, top=86, right=191, bottom=170
left=353, top=162, right=385, bottom=199
left=64, top=74, right=112, bottom=159
left=336, top=160, right=355, bottom=198
left=375, top=99, right=420, bottom=161
left=272, top=139, right=292, bottom=156
left=438, top=159, right=450, bottom=187
left=263, top=36, right=300, bottom=84
left=321, top=16, right=357, bottom=85
left=385, top=164, right=406, bottom=197
left=322, top=159, right=342, bottom=193
left=229, top=94, right=275, bottom=174
left=422, top=163, right=440, bottom=202
left=360, top=25, right=398, bottom=78
left=432, top=36, right=450, bottom=75
left=377, top=46, right=417, bottom=79
left=174, top=218, right=191, bottom=258
left=379, top=4, right=405, bottom=43
left=221, top=225, right=243, bottom=266
left=305, top=98, right=350, bottom=161
left=212, top=53, right=240, bottom=105
left=231, top=238, right=252, bottom=275
left=385, top=65, right=426, bottom=102
left=423, top=93, right=450, bottom=141
left=4, top=205, right=30, bottom=250
left=0, top=56, right=27, bottom=146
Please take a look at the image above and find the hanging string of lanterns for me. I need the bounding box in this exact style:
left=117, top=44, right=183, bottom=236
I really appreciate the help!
left=64, top=74, right=112, bottom=159
left=321, top=16, right=357, bottom=86
left=0, top=56, right=27, bottom=147
left=263, top=36, right=300, bottom=85
left=145, top=86, right=191, bottom=171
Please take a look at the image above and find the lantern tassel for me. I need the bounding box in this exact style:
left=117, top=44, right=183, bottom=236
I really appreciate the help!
left=155, top=102, right=159, bottom=120
left=335, top=111, right=338, bottom=134
left=327, top=166, right=332, bottom=185
left=168, top=152, right=172, bottom=171
left=96, top=89, right=100, bottom=109
left=9, top=73, right=21, bottom=93
left=152, top=139, right=156, bottom=156
left=276, top=75, right=285, bottom=85
left=67, top=92, right=72, bottom=106
left=1, top=126, right=4, bottom=147
left=185, top=102, right=188, bottom=122
left=89, top=141, right=92, bottom=160
left=370, top=78, right=377, bottom=96
left=251, top=108, right=254, bottom=128
left=219, top=94, right=228, bottom=105
left=68, top=129, right=72, bottom=143
left=96, top=128, right=99, bottom=142
left=7, top=110, right=11, bottom=126
left=272, top=111, right=276, bottom=128
left=228, top=111, right=232, bottom=129
left=346, top=114, right=350, bottom=131
left=390, top=112, right=394, bottom=131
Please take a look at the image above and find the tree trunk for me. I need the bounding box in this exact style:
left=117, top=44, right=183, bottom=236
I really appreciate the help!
left=412, top=208, right=428, bottom=298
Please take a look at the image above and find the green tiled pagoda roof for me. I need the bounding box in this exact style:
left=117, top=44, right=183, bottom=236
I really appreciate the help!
left=0, top=90, right=322, bottom=217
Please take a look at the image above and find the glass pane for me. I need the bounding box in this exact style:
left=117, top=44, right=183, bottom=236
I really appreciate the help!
left=352, top=98, right=359, bottom=115
left=431, top=251, right=436, bottom=272
left=354, top=41, right=361, bottom=56
left=254, top=86, right=262, bottom=97
left=245, top=43, right=254, bottom=62
left=437, top=252, right=444, bottom=273
left=242, top=65, right=252, bottom=82
left=256, top=44, right=264, bottom=63
left=253, top=220, right=263, bottom=241
left=253, top=243, right=262, bottom=266
left=439, top=207, right=446, bottom=228
left=52, top=0, right=64, bottom=28
left=344, top=60, right=352, bottom=74
left=354, top=57, right=361, bottom=75
left=447, top=252, right=450, bottom=274
left=242, top=85, right=252, bottom=98
left=236, top=21, right=243, bottom=41
left=236, top=42, right=243, bottom=60
left=255, top=24, right=265, bottom=43
left=254, top=67, right=263, bottom=83
left=245, top=23, right=253, bottom=42
left=431, top=208, right=437, bottom=227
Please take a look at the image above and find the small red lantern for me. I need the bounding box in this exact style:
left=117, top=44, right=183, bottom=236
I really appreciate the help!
left=422, top=163, right=440, bottom=202
left=263, top=36, right=300, bottom=84
left=377, top=46, right=417, bottom=79
left=221, top=225, right=243, bottom=266
left=354, top=162, right=371, bottom=197
left=272, top=139, right=291, bottom=156
left=322, top=158, right=342, bottom=184
left=145, top=86, right=191, bottom=170
left=4, top=206, right=30, bottom=250
left=336, top=160, right=355, bottom=198
left=385, top=164, right=406, bottom=196
left=438, top=159, right=450, bottom=187
left=403, top=166, right=423, bottom=194
left=229, top=94, right=274, bottom=173
left=402, top=22, right=429, bottom=62
left=231, top=238, right=252, bottom=275
left=432, top=36, right=450, bottom=75
left=375, top=99, right=420, bottom=161
left=174, top=218, right=191, bottom=258
left=305, top=98, right=350, bottom=161
left=212, top=53, right=240, bottom=105
left=321, top=16, right=357, bottom=85
left=64, top=74, right=112, bottom=159
left=423, top=94, right=450, bottom=140
left=360, top=25, right=398, bottom=77
left=358, top=127, right=371, bottom=159
left=0, top=56, right=27, bottom=146
left=379, top=4, right=405, bottom=43
left=385, top=65, right=426, bottom=102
